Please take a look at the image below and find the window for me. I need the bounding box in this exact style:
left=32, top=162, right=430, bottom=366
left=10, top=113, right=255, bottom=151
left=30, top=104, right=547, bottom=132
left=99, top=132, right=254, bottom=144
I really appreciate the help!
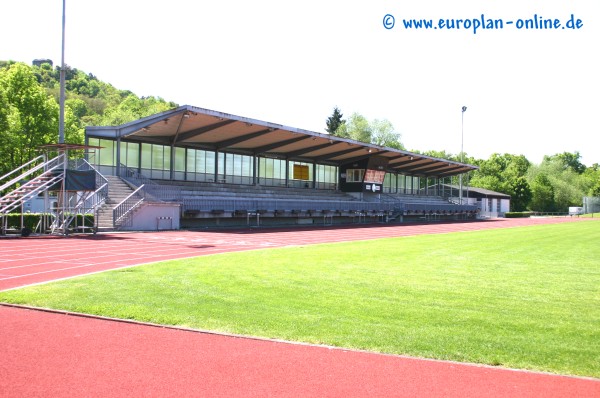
left=141, top=143, right=152, bottom=170
left=98, top=139, right=115, bottom=166
left=316, top=164, right=337, bottom=189
left=383, top=172, right=397, bottom=193
left=346, top=169, right=364, bottom=183
left=258, top=157, right=286, bottom=186
left=174, top=147, right=185, bottom=172
left=398, top=174, right=406, bottom=192
left=125, top=142, right=139, bottom=169
left=185, top=149, right=216, bottom=181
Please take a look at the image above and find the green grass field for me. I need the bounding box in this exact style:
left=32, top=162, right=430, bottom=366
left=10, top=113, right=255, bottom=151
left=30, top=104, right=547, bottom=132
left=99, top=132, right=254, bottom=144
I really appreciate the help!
left=2, top=222, right=599, bottom=378
left=582, top=212, right=599, bottom=218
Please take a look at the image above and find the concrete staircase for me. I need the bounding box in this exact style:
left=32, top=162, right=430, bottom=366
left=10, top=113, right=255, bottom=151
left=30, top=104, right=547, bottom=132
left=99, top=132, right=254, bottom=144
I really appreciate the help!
left=96, top=175, right=136, bottom=231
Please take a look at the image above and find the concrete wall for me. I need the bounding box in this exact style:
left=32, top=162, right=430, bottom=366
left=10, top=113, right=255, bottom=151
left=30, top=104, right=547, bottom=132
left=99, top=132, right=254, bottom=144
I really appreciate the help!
left=121, top=203, right=181, bottom=231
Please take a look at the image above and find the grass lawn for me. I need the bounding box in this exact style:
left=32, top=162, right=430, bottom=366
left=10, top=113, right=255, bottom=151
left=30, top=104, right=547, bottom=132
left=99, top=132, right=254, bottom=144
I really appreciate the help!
left=1, top=222, right=599, bottom=378
left=581, top=212, right=600, bottom=218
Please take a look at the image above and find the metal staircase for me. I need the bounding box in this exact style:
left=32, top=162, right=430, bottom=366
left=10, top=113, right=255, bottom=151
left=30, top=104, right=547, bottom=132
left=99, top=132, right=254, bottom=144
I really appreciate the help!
left=95, top=175, right=139, bottom=231
left=1, top=155, right=66, bottom=234
left=1, top=154, right=109, bottom=235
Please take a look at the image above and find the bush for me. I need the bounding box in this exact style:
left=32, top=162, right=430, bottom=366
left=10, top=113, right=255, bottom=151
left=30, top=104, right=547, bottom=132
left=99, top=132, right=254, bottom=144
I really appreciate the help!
left=505, top=212, right=533, bottom=218
left=1, top=213, right=94, bottom=231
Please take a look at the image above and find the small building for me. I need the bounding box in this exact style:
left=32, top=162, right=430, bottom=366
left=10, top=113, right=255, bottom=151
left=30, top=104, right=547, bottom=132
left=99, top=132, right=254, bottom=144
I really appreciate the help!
left=442, top=185, right=511, bottom=218
left=32, top=59, right=53, bottom=67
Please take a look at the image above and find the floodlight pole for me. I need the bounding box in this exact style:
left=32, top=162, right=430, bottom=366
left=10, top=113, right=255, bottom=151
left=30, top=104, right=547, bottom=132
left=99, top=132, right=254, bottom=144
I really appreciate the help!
left=58, top=0, right=66, bottom=144
left=459, top=106, right=467, bottom=205
left=59, top=0, right=67, bottom=234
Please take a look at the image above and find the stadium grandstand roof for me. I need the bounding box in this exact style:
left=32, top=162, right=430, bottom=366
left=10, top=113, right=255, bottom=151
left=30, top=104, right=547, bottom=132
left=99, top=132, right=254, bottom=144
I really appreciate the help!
left=86, top=105, right=478, bottom=178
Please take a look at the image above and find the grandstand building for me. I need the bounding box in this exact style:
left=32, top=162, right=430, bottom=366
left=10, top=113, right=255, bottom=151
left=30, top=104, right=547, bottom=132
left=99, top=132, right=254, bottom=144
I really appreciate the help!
left=81, top=105, right=479, bottom=230
left=2, top=105, right=479, bottom=234
left=83, top=105, right=479, bottom=229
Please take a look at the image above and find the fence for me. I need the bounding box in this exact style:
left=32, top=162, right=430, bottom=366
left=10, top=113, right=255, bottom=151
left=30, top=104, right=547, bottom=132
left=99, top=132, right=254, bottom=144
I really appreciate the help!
left=583, top=197, right=600, bottom=214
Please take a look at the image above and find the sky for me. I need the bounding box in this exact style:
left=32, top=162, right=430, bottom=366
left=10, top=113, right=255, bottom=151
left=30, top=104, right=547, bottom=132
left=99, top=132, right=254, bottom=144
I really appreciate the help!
left=2, top=0, right=599, bottom=166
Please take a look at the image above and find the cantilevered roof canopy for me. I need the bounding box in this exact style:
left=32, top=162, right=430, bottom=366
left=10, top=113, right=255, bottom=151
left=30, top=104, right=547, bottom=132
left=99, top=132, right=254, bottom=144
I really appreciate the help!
left=86, top=105, right=477, bottom=178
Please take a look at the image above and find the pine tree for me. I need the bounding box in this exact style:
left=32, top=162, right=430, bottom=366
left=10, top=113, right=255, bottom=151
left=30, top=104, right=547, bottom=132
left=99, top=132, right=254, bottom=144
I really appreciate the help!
left=325, top=107, right=345, bottom=135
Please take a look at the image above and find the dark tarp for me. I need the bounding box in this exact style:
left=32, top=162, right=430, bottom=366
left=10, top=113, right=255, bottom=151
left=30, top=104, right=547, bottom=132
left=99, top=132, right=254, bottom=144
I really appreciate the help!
left=49, top=170, right=96, bottom=191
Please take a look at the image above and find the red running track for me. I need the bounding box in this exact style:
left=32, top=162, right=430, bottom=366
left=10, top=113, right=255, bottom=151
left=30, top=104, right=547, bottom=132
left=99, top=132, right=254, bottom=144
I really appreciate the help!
left=2, top=305, right=599, bottom=398
left=1, top=218, right=599, bottom=397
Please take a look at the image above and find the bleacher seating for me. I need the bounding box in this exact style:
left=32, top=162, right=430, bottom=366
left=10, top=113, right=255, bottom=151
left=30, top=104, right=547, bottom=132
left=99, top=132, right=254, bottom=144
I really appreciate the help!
left=130, top=179, right=478, bottom=224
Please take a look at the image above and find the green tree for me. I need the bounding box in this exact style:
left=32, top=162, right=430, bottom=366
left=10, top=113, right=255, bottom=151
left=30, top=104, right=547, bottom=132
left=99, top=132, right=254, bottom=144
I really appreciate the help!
left=0, top=63, right=59, bottom=174
left=470, top=153, right=531, bottom=194
left=544, top=151, right=586, bottom=174
left=590, top=179, right=600, bottom=197
left=509, top=176, right=532, bottom=211
left=422, top=150, right=457, bottom=161
left=325, top=107, right=345, bottom=135
left=528, top=156, right=591, bottom=211
left=583, top=164, right=600, bottom=196
left=335, top=112, right=371, bottom=142
left=333, top=112, right=403, bottom=149
left=370, top=119, right=404, bottom=149
left=99, top=94, right=175, bottom=126
left=529, top=173, right=555, bottom=211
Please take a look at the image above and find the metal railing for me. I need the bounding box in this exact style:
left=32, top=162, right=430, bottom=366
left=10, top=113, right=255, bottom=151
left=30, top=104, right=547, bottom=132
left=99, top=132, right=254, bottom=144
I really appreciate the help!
left=0, top=154, right=64, bottom=194
left=53, top=159, right=109, bottom=232
left=0, top=155, right=45, bottom=188
left=113, top=184, right=146, bottom=228
left=1, top=154, right=66, bottom=215
left=119, top=164, right=157, bottom=187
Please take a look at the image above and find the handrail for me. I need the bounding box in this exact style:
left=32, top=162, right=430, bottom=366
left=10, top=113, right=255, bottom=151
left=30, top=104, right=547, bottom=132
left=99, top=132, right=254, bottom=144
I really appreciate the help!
left=113, top=184, right=146, bottom=227
left=119, top=164, right=157, bottom=187
left=0, top=154, right=64, bottom=192
left=0, top=155, right=45, bottom=183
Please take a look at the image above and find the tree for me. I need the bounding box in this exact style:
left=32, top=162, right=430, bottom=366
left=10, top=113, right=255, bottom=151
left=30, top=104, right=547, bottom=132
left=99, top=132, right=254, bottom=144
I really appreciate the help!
left=335, top=112, right=370, bottom=142
left=590, top=180, right=600, bottom=197
left=527, top=156, right=591, bottom=211
left=529, top=173, right=555, bottom=211
left=470, top=153, right=531, bottom=195
left=584, top=164, right=600, bottom=196
left=99, top=94, right=175, bottom=126
left=333, top=112, right=404, bottom=149
left=0, top=63, right=59, bottom=174
left=422, top=150, right=457, bottom=161
left=370, top=119, right=404, bottom=149
left=544, top=151, right=586, bottom=174
left=509, top=176, right=532, bottom=211
left=325, top=107, right=345, bottom=135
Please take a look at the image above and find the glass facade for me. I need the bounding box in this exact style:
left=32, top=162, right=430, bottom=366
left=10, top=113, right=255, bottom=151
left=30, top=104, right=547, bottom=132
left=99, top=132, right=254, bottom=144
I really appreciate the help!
left=87, top=137, right=443, bottom=195
left=87, top=138, right=340, bottom=189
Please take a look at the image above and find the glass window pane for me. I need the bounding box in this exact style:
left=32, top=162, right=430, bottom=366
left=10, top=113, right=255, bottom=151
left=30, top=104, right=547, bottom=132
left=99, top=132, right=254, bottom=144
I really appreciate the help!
left=126, top=142, right=139, bottom=169
left=98, top=139, right=114, bottom=166
left=151, top=145, right=162, bottom=170
left=206, top=151, right=216, bottom=174
left=141, top=144, right=152, bottom=169
left=175, top=147, right=185, bottom=172
left=187, top=149, right=196, bottom=173
left=163, top=146, right=171, bottom=171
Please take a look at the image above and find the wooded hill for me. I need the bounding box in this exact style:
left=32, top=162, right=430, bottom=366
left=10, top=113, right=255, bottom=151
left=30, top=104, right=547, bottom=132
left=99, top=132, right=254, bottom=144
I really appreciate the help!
left=0, top=60, right=176, bottom=177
